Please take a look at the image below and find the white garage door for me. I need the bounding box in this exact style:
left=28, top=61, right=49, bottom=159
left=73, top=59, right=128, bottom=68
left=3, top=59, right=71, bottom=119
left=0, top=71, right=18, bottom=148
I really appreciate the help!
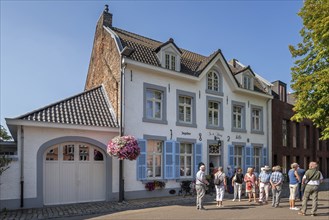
left=44, top=142, right=106, bottom=205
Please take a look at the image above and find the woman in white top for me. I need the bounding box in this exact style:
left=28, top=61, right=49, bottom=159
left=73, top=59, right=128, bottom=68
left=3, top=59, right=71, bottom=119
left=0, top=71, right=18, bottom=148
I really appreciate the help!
left=214, top=166, right=227, bottom=207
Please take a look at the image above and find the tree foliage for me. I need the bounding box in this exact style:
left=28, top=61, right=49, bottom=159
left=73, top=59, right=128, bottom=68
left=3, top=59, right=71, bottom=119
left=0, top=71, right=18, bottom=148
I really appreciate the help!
left=0, top=125, right=12, bottom=141
left=289, top=0, right=329, bottom=140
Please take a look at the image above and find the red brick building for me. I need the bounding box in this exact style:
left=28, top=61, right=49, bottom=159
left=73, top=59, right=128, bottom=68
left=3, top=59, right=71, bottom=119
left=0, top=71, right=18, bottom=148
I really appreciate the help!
left=271, top=80, right=329, bottom=177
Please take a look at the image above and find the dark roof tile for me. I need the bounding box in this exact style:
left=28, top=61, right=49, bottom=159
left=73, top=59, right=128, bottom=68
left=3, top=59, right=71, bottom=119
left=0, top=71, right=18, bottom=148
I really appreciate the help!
left=16, top=86, right=118, bottom=128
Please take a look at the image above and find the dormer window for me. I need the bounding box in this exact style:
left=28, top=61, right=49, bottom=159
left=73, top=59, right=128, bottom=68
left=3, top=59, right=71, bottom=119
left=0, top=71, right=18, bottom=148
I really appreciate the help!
left=155, top=38, right=182, bottom=72
left=243, top=74, right=253, bottom=90
left=165, top=53, right=176, bottom=70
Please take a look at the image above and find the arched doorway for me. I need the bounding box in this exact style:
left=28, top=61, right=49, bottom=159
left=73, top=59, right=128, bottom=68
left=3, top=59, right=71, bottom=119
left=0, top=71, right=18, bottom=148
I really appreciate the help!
left=43, top=142, right=106, bottom=205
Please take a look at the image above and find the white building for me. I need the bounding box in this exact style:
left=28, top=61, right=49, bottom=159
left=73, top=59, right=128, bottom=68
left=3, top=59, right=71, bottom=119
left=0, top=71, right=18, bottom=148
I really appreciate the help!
left=0, top=6, right=272, bottom=209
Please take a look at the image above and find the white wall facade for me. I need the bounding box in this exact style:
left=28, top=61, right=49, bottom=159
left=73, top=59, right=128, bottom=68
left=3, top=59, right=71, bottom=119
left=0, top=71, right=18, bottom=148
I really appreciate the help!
left=0, top=123, right=118, bottom=209
left=122, top=58, right=272, bottom=195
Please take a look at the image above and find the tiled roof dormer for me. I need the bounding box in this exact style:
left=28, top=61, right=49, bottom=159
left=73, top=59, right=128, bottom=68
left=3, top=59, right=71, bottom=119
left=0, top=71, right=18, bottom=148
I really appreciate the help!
left=155, top=38, right=182, bottom=72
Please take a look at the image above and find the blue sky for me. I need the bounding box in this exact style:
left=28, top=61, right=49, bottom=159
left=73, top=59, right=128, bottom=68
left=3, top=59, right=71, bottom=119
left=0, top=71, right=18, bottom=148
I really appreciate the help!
left=1, top=0, right=303, bottom=131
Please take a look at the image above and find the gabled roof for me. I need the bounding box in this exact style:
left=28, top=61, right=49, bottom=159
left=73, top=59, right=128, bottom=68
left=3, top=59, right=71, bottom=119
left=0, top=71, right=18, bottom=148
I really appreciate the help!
left=112, top=27, right=216, bottom=77
left=15, top=85, right=119, bottom=128
left=108, top=26, right=271, bottom=96
left=155, top=38, right=183, bottom=54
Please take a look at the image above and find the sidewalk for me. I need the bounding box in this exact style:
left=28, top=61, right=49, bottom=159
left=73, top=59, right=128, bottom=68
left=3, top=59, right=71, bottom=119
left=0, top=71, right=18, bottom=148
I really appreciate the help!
left=1, top=191, right=328, bottom=220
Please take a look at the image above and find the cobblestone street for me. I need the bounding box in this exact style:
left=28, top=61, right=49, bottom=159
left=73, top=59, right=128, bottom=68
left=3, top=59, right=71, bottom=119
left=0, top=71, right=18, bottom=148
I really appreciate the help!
left=1, top=191, right=328, bottom=220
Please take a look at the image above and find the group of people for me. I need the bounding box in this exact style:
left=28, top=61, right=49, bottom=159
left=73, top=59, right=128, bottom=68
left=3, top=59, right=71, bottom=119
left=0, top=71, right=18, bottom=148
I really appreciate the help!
left=195, top=161, right=323, bottom=216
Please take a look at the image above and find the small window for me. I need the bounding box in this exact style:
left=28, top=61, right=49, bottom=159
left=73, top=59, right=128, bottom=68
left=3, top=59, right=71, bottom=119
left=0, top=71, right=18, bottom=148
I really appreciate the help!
left=243, top=75, right=252, bottom=90
left=79, top=144, right=89, bottom=161
left=63, top=144, right=75, bottom=161
left=165, top=53, right=176, bottom=70
left=94, top=149, right=104, bottom=161
left=46, top=147, right=58, bottom=161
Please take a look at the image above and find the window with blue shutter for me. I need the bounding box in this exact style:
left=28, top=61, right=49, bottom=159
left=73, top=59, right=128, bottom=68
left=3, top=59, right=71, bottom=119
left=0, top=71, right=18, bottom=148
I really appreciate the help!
left=137, top=139, right=147, bottom=180
left=164, top=141, right=175, bottom=179
left=262, top=147, right=267, bottom=166
left=194, top=143, right=202, bottom=178
left=245, top=145, right=252, bottom=172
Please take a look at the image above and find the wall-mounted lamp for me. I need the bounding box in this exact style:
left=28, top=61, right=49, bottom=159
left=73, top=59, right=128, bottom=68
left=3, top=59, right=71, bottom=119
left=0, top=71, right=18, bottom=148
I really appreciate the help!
left=214, top=136, right=222, bottom=147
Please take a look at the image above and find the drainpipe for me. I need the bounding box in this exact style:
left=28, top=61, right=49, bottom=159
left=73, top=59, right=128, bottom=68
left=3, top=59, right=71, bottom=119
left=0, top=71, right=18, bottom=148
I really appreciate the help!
left=266, top=98, right=272, bottom=166
left=20, top=126, right=24, bottom=207
left=119, top=58, right=127, bottom=203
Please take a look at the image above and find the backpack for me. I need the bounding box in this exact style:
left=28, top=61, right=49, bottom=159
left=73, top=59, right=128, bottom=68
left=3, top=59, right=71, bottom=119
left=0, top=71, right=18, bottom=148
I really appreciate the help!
left=214, top=173, right=223, bottom=185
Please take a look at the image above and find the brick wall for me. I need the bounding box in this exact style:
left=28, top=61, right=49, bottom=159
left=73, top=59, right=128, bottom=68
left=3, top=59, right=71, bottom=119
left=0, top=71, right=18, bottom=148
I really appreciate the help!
left=272, top=98, right=329, bottom=177
left=85, top=12, right=121, bottom=121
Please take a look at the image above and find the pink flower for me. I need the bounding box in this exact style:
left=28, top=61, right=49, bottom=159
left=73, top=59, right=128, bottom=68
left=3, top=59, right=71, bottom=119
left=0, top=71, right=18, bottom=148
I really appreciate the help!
left=107, top=135, right=140, bottom=160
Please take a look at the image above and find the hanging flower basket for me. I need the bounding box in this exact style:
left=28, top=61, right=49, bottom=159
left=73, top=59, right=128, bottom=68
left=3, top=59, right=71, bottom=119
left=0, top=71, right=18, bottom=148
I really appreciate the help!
left=145, top=180, right=166, bottom=191
left=107, top=135, right=140, bottom=160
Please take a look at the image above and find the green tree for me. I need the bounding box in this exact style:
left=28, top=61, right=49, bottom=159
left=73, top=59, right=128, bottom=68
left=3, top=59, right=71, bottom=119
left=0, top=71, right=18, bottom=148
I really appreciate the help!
left=0, top=125, right=12, bottom=175
left=289, top=0, right=329, bottom=140
left=0, top=125, right=12, bottom=141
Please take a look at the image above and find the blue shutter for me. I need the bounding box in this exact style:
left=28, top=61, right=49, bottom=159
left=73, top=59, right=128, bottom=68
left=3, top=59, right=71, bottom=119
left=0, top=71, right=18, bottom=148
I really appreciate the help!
left=228, top=144, right=234, bottom=168
left=164, top=141, right=175, bottom=179
left=245, top=145, right=252, bottom=173
left=263, top=147, right=268, bottom=166
left=250, top=146, right=254, bottom=166
left=137, top=139, right=147, bottom=180
left=175, top=142, right=180, bottom=179
left=194, top=143, right=202, bottom=178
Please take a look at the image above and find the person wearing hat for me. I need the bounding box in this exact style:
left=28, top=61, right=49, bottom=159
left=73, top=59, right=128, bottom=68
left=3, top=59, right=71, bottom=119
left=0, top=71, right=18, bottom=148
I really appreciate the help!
left=288, top=163, right=301, bottom=210
left=270, top=165, right=284, bottom=208
left=258, top=165, right=271, bottom=204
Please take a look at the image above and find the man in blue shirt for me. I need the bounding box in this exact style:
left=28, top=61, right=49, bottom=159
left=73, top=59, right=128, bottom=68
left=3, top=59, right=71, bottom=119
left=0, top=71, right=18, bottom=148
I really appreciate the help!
left=270, top=165, right=284, bottom=208
left=258, top=165, right=271, bottom=204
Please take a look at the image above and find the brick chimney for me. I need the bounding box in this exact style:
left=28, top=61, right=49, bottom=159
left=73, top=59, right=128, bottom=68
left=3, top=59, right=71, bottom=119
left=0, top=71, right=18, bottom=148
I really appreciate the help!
left=102, top=4, right=113, bottom=27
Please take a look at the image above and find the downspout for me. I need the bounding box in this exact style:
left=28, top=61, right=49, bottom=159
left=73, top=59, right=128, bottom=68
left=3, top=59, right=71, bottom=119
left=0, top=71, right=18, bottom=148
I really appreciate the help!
left=118, top=57, right=127, bottom=203
left=266, top=98, right=272, bottom=166
left=20, top=125, right=24, bottom=207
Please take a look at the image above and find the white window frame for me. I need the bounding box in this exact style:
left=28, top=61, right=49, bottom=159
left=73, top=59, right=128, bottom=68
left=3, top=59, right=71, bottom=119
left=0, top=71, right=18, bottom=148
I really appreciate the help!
left=176, top=90, right=197, bottom=128
left=206, top=70, right=223, bottom=96
left=232, top=101, right=246, bottom=132
left=253, top=147, right=261, bottom=172
left=250, top=105, right=264, bottom=134
left=179, top=143, right=193, bottom=178
left=206, top=96, right=223, bottom=130
left=243, top=74, right=253, bottom=90
left=143, top=83, right=168, bottom=124
left=146, top=139, right=164, bottom=179
left=234, top=146, right=243, bottom=168
left=165, top=53, right=176, bottom=71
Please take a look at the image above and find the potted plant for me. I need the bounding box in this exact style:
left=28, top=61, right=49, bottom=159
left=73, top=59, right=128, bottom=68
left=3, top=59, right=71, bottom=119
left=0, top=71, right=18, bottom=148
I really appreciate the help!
left=107, top=135, right=140, bottom=160
left=145, top=180, right=166, bottom=191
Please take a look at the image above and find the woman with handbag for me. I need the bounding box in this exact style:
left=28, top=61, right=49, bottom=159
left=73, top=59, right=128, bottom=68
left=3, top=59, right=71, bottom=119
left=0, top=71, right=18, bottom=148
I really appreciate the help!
left=244, top=167, right=257, bottom=203
left=214, top=166, right=226, bottom=207
left=232, top=167, right=244, bottom=202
